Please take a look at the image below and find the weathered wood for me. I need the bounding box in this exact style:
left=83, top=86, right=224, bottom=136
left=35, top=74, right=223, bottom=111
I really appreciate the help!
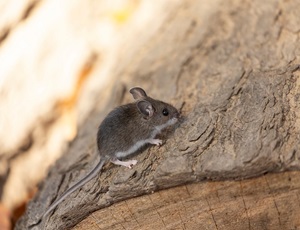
left=15, top=0, right=300, bottom=229
left=73, top=171, right=300, bottom=230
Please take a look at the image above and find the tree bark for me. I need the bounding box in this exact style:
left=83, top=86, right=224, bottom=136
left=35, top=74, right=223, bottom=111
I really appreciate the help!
left=16, top=0, right=300, bottom=229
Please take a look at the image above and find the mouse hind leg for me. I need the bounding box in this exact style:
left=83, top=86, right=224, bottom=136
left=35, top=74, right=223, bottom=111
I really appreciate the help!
left=111, top=158, right=137, bottom=169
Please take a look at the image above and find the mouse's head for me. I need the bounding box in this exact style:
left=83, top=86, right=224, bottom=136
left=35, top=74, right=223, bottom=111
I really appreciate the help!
left=130, top=87, right=180, bottom=128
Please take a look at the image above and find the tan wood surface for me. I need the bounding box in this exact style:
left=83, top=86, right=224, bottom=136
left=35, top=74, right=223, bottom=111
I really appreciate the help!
left=73, top=171, right=300, bottom=230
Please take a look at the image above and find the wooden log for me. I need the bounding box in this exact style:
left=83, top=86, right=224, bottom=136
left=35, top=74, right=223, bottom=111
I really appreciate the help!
left=13, top=0, right=300, bottom=229
left=73, top=171, right=300, bottom=230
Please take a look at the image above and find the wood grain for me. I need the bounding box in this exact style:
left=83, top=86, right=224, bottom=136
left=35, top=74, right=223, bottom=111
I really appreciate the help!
left=73, top=171, right=300, bottom=230
left=14, top=0, right=300, bottom=229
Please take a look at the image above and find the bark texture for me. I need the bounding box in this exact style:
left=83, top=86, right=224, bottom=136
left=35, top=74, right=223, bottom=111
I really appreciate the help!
left=16, top=0, right=300, bottom=229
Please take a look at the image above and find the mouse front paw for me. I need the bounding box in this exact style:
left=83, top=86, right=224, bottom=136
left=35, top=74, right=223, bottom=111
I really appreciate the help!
left=149, top=138, right=163, bottom=147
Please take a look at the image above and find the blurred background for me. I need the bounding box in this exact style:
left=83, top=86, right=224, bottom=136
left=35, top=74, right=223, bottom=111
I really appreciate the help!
left=0, top=0, right=182, bottom=228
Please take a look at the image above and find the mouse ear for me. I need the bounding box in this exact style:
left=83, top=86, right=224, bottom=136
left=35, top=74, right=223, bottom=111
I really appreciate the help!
left=129, top=87, right=147, bottom=100
left=137, top=100, right=154, bottom=117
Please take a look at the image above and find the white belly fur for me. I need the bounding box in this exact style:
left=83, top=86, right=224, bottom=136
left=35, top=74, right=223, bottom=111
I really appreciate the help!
left=115, top=117, right=178, bottom=159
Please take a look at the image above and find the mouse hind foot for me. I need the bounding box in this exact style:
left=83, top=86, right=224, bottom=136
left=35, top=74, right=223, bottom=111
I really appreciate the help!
left=111, top=159, right=137, bottom=169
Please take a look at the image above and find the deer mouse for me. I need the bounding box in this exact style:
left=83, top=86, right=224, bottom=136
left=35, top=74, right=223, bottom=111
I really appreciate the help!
left=30, top=87, right=179, bottom=227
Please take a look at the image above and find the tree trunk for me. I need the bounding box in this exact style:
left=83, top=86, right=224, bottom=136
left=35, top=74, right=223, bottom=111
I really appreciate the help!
left=14, top=0, right=300, bottom=229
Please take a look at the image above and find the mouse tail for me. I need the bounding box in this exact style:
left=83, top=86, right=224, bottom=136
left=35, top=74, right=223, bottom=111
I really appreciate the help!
left=39, top=158, right=107, bottom=221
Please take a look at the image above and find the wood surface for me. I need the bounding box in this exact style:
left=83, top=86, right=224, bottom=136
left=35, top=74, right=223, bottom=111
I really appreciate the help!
left=13, top=0, right=300, bottom=229
left=73, top=171, right=300, bottom=230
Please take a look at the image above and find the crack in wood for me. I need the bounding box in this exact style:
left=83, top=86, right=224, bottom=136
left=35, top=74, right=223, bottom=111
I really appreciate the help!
left=263, top=175, right=283, bottom=227
left=205, top=197, right=219, bottom=230
left=239, top=181, right=251, bottom=230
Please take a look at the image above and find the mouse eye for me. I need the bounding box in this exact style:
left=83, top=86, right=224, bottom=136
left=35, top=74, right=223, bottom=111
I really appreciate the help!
left=162, top=108, right=169, bottom=116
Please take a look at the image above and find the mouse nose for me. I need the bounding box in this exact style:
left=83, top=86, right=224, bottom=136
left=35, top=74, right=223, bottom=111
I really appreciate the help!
left=174, top=111, right=180, bottom=119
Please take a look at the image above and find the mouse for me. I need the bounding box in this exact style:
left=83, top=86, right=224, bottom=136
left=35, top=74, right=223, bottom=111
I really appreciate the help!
left=30, top=87, right=180, bottom=228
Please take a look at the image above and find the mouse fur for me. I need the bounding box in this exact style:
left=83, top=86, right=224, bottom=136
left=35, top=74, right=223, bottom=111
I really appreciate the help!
left=30, top=87, right=179, bottom=228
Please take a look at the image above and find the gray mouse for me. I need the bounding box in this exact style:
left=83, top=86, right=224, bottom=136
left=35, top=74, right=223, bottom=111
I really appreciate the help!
left=30, top=87, right=179, bottom=227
